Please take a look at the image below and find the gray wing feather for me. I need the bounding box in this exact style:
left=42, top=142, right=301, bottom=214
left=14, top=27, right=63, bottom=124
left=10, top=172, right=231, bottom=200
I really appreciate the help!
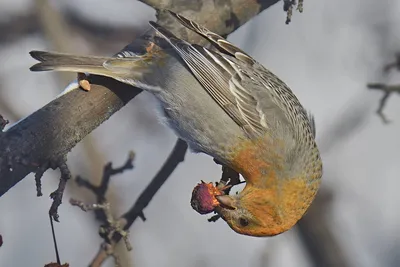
left=167, top=10, right=255, bottom=65
left=149, top=19, right=314, bottom=142
left=150, top=21, right=255, bottom=136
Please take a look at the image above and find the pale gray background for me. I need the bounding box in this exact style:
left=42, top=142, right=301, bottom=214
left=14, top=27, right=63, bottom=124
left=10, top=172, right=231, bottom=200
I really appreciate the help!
left=0, top=0, right=399, bottom=266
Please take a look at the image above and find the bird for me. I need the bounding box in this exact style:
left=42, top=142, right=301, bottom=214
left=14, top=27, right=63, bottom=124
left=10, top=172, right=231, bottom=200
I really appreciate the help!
left=29, top=10, right=323, bottom=237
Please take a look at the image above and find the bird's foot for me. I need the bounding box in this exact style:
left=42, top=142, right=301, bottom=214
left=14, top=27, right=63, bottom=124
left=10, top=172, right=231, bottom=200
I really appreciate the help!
left=213, top=158, right=243, bottom=193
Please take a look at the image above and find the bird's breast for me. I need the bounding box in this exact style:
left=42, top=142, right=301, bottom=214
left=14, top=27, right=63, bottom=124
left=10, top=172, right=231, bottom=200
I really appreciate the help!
left=229, top=135, right=287, bottom=186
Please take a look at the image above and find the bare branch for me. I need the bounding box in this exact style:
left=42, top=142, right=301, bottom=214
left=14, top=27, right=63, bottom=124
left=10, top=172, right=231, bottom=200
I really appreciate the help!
left=75, top=151, right=135, bottom=221
left=33, top=2, right=133, bottom=261
left=296, top=189, right=350, bottom=267
left=75, top=151, right=135, bottom=198
left=383, top=52, right=400, bottom=73
left=49, top=161, right=72, bottom=221
left=89, top=138, right=188, bottom=266
left=70, top=199, right=131, bottom=267
left=377, top=91, right=392, bottom=124
left=44, top=263, right=69, bottom=267
left=0, top=76, right=140, bottom=197
left=70, top=151, right=136, bottom=266
left=283, top=0, right=304, bottom=24
left=367, top=83, right=400, bottom=123
left=0, top=9, right=139, bottom=48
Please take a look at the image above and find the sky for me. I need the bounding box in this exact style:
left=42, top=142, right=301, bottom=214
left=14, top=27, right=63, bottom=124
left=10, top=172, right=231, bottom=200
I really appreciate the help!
left=1, top=0, right=400, bottom=266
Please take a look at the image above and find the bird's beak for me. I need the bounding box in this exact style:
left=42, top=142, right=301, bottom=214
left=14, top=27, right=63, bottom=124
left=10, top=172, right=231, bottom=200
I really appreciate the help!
left=216, top=195, right=237, bottom=210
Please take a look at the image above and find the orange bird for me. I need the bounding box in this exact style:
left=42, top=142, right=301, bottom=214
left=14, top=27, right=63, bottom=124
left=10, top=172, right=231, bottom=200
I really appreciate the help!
left=29, top=10, right=323, bottom=237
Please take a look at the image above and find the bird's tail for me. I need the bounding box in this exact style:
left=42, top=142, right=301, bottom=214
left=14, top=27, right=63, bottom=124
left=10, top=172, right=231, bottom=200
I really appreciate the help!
left=29, top=51, right=119, bottom=77
left=29, top=50, right=150, bottom=82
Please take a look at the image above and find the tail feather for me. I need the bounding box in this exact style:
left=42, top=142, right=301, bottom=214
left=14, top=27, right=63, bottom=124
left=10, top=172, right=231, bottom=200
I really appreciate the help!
left=29, top=50, right=117, bottom=77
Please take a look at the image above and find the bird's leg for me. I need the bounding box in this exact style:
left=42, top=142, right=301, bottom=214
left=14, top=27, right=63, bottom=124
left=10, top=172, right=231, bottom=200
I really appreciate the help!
left=213, top=158, right=243, bottom=195
left=190, top=159, right=244, bottom=217
left=77, top=72, right=91, bottom=91
left=206, top=161, right=241, bottom=223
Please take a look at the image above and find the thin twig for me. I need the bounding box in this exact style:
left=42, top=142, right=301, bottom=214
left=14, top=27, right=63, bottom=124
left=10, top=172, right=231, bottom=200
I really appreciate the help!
left=49, top=213, right=61, bottom=265
left=49, top=161, right=72, bottom=221
left=75, top=151, right=135, bottom=221
left=377, top=91, right=392, bottom=124
left=89, top=139, right=188, bottom=267
left=75, top=151, right=135, bottom=198
left=283, top=0, right=304, bottom=24
left=70, top=151, right=136, bottom=266
left=383, top=52, right=400, bottom=73
left=44, top=263, right=69, bottom=267
left=367, top=83, right=400, bottom=123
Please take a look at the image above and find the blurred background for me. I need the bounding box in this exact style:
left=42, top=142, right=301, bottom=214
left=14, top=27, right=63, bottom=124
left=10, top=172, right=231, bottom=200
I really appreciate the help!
left=1, top=0, right=400, bottom=266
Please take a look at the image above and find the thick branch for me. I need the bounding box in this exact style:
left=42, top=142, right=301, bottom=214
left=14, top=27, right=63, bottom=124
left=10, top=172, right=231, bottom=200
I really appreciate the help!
left=0, top=9, right=139, bottom=47
left=296, top=190, right=350, bottom=267
left=0, top=77, right=140, bottom=196
left=0, top=0, right=280, bottom=196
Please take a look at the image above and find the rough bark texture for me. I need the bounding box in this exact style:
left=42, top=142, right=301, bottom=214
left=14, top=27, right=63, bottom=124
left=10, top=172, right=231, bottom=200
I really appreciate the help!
left=0, top=0, right=280, bottom=196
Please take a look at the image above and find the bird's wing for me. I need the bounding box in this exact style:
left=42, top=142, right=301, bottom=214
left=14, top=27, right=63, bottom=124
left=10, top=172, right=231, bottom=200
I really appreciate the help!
left=149, top=17, right=313, bottom=141
left=164, top=10, right=321, bottom=184
left=166, top=10, right=256, bottom=65
left=167, top=10, right=315, bottom=138
left=149, top=21, right=255, bottom=136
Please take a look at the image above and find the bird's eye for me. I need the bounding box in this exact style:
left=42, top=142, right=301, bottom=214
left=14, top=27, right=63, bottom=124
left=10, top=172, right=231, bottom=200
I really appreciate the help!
left=239, top=217, right=249, bottom=227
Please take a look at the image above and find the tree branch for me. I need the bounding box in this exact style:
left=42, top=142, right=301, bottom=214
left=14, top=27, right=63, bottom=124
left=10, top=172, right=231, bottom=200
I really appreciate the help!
left=87, top=138, right=188, bottom=266
left=0, top=76, right=139, bottom=196
left=367, top=83, right=400, bottom=123
left=296, top=190, right=350, bottom=267
left=0, top=8, right=139, bottom=48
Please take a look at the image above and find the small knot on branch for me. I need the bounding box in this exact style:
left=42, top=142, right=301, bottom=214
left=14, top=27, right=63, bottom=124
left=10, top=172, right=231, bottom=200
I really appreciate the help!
left=0, top=115, right=9, bottom=131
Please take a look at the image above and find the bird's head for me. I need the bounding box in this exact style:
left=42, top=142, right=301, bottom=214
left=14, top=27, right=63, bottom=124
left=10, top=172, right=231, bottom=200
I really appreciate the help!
left=213, top=137, right=322, bottom=237
left=213, top=160, right=321, bottom=237
left=214, top=185, right=291, bottom=237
